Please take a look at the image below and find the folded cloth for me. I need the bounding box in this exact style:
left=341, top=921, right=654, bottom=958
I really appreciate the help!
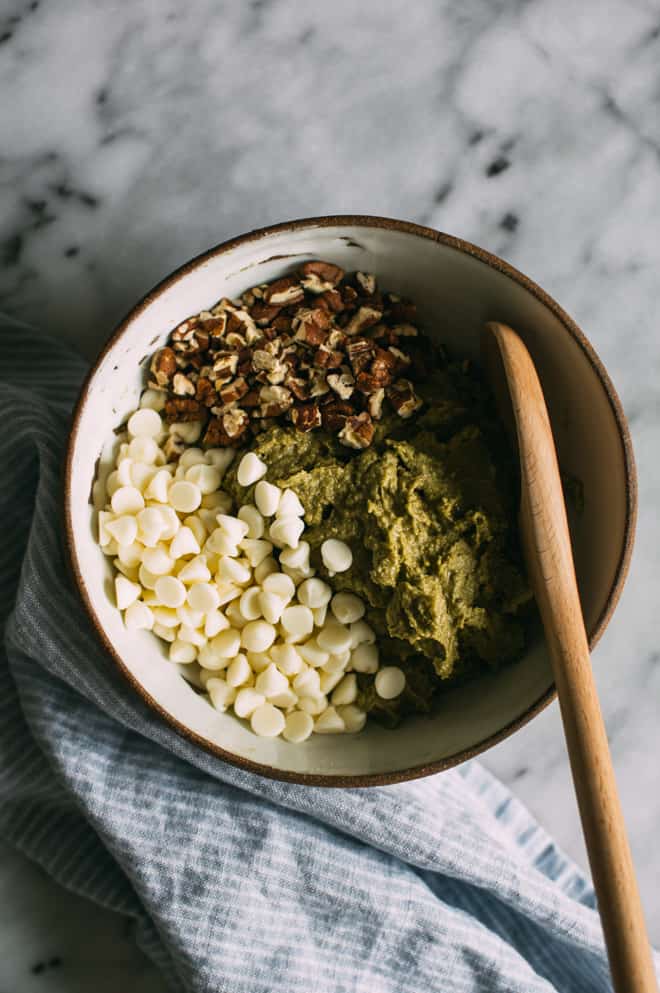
left=0, top=322, right=649, bottom=993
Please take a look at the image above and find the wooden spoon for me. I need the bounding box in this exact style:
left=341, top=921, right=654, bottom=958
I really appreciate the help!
left=482, top=322, right=657, bottom=993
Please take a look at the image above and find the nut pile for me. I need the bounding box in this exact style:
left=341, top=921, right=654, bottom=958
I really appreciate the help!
left=149, top=261, right=425, bottom=451
left=97, top=397, right=406, bottom=741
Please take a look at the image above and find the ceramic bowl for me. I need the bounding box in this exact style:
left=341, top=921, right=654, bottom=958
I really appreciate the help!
left=64, top=216, right=636, bottom=786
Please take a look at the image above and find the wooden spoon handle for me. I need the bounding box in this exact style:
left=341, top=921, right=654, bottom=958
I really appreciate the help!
left=492, top=322, right=658, bottom=992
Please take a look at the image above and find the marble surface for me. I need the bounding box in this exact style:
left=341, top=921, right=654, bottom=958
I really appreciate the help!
left=2, top=0, right=660, bottom=987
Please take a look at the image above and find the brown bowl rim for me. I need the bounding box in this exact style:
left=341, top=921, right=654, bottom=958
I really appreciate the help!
left=63, top=214, right=637, bottom=788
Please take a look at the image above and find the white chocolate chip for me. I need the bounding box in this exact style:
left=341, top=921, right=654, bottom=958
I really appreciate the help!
left=170, top=526, right=201, bottom=559
left=312, top=604, right=328, bottom=627
left=178, top=624, right=207, bottom=647
left=154, top=575, right=187, bottom=608
left=316, top=621, right=352, bottom=656
left=155, top=505, right=180, bottom=541
left=279, top=541, right=311, bottom=572
left=185, top=463, right=222, bottom=494
left=319, top=668, right=344, bottom=695
left=168, top=481, right=202, bottom=514
left=215, top=513, right=250, bottom=545
left=241, top=620, right=277, bottom=653
left=349, top=620, right=376, bottom=648
left=177, top=604, right=205, bottom=628
left=250, top=703, right=285, bottom=737
left=105, top=515, right=138, bottom=547
left=207, top=677, right=236, bottom=711
left=111, top=486, right=145, bottom=515
left=139, top=388, right=166, bottom=412
left=205, top=447, right=236, bottom=473
left=226, top=654, right=251, bottom=687
left=283, top=710, right=314, bottom=743
left=314, top=706, right=346, bottom=734
left=269, top=516, right=304, bottom=549
left=169, top=639, right=197, bottom=664
left=187, top=582, right=220, bottom=613
left=255, top=663, right=289, bottom=699
left=237, top=452, right=267, bottom=487
left=152, top=606, right=179, bottom=628
left=117, top=542, right=143, bottom=568
left=262, top=572, right=296, bottom=602
left=233, top=687, right=266, bottom=718
left=276, top=488, right=305, bottom=518
left=281, top=605, right=314, bottom=640
left=331, top=673, right=358, bottom=706
left=115, top=575, right=141, bottom=610
left=216, top=556, right=251, bottom=586
left=298, top=639, right=329, bottom=668
left=184, top=515, right=207, bottom=547
left=338, top=704, right=367, bottom=733
left=298, top=694, right=328, bottom=716
left=142, top=546, right=175, bottom=576
left=254, top=480, right=281, bottom=517
left=320, top=538, right=352, bottom=576
left=128, top=407, right=162, bottom=439
left=204, top=610, right=230, bottom=639
left=178, top=555, right=212, bottom=584
left=330, top=592, right=365, bottom=625
left=211, top=628, right=242, bottom=659
left=292, top=667, right=321, bottom=698
left=239, top=586, right=262, bottom=621
left=238, top=504, right=265, bottom=539
left=258, top=592, right=287, bottom=625
left=128, top=436, right=160, bottom=464
left=375, top=666, right=406, bottom=700
left=153, top=622, right=176, bottom=642
left=254, top=556, right=279, bottom=584
left=269, top=643, right=303, bottom=676
left=297, top=577, right=332, bottom=609
left=240, top=538, right=273, bottom=568
left=351, top=643, right=379, bottom=673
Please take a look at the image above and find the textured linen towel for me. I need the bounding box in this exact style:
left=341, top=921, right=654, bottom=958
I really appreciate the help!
left=0, top=320, right=654, bottom=993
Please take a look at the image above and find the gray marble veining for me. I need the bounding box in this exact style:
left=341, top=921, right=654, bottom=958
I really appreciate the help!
left=2, top=0, right=660, bottom=988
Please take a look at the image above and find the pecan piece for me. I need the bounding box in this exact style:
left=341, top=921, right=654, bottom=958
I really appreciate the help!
left=386, top=379, right=423, bottom=418
left=293, top=307, right=331, bottom=345
left=355, top=370, right=389, bottom=395
left=314, top=345, right=343, bottom=369
left=368, top=388, right=385, bottom=420
left=321, top=400, right=355, bottom=432
left=355, top=272, right=376, bottom=295
left=263, top=276, right=305, bottom=306
left=345, top=337, right=374, bottom=373
left=309, top=370, right=331, bottom=398
left=327, top=369, right=355, bottom=400
left=391, top=323, right=419, bottom=338
left=242, top=389, right=260, bottom=408
left=259, top=385, right=293, bottom=417
left=316, top=288, right=344, bottom=313
left=222, top=408, right=249, bottom=439
left=164, top=397, right=205, bottom=422
left=388, top=346, right=412, bottom=375
left=203, top=418, right=234, bottom=447
left=286, top=375, right=311, bottom=401
left=370, top=346, right=397, bottom=383
left=250, top=302, right=282, bottom=326
left=211, top=352, right=239, bottom=383
left=150, top=347, right=177, bottom=387
left=291, top=403, right=322, bottom=432
left=195, top=376, right=216, bottom=406
left=219, top=377, right=249, bottom=406
left=299, top=260, right=345, bottom=292
left=339, top=412, right=374, bottom=450
left=172, top=372, right=196, bottom=397
left=344, top=305, right=383, bottom=336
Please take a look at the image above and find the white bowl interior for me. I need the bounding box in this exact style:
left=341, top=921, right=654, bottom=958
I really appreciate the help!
left=67, top=222, right=629, bottom=778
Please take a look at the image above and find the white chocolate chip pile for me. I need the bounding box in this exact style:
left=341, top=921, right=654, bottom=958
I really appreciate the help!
left=96, top=395, right=406, bottom=741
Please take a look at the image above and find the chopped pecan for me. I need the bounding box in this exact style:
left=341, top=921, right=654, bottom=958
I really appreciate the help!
left=164, top=397, right=205, bottom=422
left=259, top=385, right=293, bottom=417
left=225, top=331, right=247, bottom=350
left=291, top=403, right=322, bottom=432
left=309, top=370, right=331, bottom=398
left=286, top=376, right=311, bottom=401
left=211, top=352, right=239, bottom=382
left=150, top=347, right=177, bottom=387
left=219, top=377, right=249, bottom=405
left=387, top=379, right=423, bottom=418
left=314, top=345, right=343, bottom=369
left=344, top=305, right=383, bottom=336
left=299, top=260, right=345, bottom=292
left=370, top=347, right=397, bottom=383
left=222, top=408, right=249, bottom=439
left=327, top=369, right=355, bottom=400
left=195, top=376, right=216, bottom=406
left=316, top=288, right=344, bottom=313
left=171, top=318, right=199, bottom=342
left=242, top=389, right=260, bottom=408
left=345, top=337, right=374, bottom=373
left=263, top=276, right=305, bottom=306
left=341, top=285, right=358, bottom=307
left=368, top=388, right=385, bottom=419
left=388, top=346, right=412, bottom=374
left=326, top=329, right=347, bottom=351
left=250, top=302, right=282, bottom=326
left=321, top=400, right=354, bottom=432
left=172, top=372, right=196, bottom=397
left=339, top=412, right=374, bottom=450
left=203, top=418, right=234, bottom=447
left=355, top=370, right=387, bottom=395
left=293, top=307, right=331, bottom=345
left=355, top=272, right=376, bottom=295
left=271, top=314, right=293, bottom=333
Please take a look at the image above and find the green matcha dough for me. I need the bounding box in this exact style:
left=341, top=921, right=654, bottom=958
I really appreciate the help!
left=224, top=358, right=533, bottom=720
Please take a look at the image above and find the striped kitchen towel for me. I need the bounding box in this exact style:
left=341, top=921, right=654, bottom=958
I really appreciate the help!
left=0, top=320, right=653, bottom=992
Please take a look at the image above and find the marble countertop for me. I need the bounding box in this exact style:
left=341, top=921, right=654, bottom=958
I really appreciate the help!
left=2, top=0, right=660, bottom=988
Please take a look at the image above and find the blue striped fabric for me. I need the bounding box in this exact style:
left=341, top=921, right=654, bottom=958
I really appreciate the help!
left=0, top=320, right=653, bottom=992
